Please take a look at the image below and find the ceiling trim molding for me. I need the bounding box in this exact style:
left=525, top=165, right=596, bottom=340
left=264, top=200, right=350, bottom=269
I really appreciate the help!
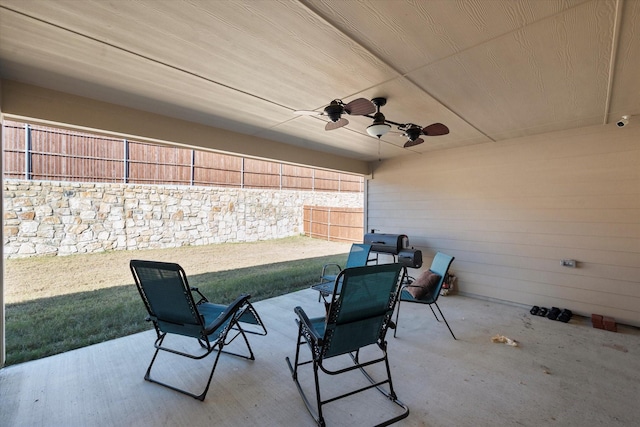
left=603, top=0, right=625, bottom=124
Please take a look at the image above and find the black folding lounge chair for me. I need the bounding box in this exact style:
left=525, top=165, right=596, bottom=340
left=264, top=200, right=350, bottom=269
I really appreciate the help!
left=130, top=259, right=267, bottom=401
left=393, top=252, right=456, bottom=339
left=286, top=263, right=409, bottom=427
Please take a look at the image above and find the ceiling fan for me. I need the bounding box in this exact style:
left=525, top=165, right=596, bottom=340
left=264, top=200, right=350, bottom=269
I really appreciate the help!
left=398, top=122, right=450, bottom=148
left=294, top=98, right=376, bottom=131
left=295, top=97, right=449, bottom=147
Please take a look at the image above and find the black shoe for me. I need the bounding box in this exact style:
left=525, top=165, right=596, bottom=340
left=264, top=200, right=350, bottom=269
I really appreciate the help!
left=530, top=305, right=540, bottom=315
left=547, top=307, right=561, bottom=320
left=558, top=309, right=572, bottom=323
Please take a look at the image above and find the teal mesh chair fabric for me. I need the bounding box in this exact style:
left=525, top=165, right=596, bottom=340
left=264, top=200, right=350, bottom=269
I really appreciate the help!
left=344, top=243, right=373, bottom=268
left=323, top=264, right=399, bottom=358
left=287, top=263, right=410, bottom=426
left=314, top=243, right=372, bottom=299
left=130, top=260, right=266, bottom=400
left=131, top=261, right=204, bottom=337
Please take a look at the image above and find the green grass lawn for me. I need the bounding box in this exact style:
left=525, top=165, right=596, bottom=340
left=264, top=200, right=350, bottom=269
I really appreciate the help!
left=4, top=239, right=347, bottom=365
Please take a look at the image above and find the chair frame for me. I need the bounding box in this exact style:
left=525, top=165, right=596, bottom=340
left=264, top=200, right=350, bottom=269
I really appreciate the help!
left=130, top=260, right=267, bottom=401
left=314, top=243, right=372, bottom=302
left=393, top=252, right=456, bottom=339
left=287, top=264, right=409, bottom=427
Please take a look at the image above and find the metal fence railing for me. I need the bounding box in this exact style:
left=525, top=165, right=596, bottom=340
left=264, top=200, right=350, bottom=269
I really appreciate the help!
left=2, top=121, right=364, bottom=193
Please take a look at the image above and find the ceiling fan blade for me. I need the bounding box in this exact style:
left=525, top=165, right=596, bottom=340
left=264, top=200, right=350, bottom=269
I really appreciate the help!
left=326, top=118, right=349, bottom=130
left=294, top=109, right=324, bottom=116
left=344, top=98, right=376, bottom=115
left=404, top=138, right=424, bottom=148
left=422, top=123, right=449, bottom=136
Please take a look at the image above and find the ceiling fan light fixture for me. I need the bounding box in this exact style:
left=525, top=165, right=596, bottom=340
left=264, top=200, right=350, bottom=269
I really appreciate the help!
left=366, top=110, right=390, bottom=138
left=367, top=123, right=391, bottom=138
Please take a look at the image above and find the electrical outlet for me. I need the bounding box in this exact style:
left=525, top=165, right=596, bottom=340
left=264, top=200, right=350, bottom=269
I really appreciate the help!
left=561, top=259, right=577, bottom=268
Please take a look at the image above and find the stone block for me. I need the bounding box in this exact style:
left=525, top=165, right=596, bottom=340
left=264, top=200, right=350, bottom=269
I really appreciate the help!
left=18, top=243, right=36, bottom=254
left=35, top=244, right=58, bottom=255
left=19, top=211, right=36, bottom=220
left=20, top=221, right=39, bottom=233
left=4, top=226, right=19, bottom=236
left=80, top=211, right=97, bottom=220
left=13, top=197, right=33, bottom=207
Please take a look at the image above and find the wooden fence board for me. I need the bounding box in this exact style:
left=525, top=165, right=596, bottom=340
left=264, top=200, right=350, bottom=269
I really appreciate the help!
left=303, top=206, right=364, bottom=242
left=2, top=120, right=364, bottom=192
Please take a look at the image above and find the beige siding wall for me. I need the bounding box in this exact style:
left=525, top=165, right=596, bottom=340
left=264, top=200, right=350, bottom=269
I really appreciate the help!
left=367, top=123, right=640, bottom=326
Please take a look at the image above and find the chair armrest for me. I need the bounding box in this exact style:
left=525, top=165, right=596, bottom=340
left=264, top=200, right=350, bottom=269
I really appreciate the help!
left=399, top=275, right=417, bottom=289
left=294, top=306, right=323, bottom=345
left=321, top=263, right=342, bottom=279
left=190, top=287, right=209, bottom=304
left=204, top=294, right=251, bottom=335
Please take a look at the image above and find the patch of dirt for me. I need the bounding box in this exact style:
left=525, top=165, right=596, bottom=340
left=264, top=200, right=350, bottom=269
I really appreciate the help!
left=4, top=237, right=351, bottom=304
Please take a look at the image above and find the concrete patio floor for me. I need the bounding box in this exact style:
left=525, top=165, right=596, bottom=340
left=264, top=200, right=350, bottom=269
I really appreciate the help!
left=1, top=289, right=639, bottom=426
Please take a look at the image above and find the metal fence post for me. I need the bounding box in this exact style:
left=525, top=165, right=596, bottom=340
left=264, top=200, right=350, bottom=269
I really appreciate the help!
left=24, top=123, right=32, bottom=180
left=190, top=149, right=195, bottom=186
left=123, top=139, right=129, bottom=183
left=241, top=157, right=245, bottom=188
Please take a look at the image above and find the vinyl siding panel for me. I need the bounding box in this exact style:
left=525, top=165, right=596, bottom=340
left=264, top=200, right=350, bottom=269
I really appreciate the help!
left=366, top=123, right=640, bottom=326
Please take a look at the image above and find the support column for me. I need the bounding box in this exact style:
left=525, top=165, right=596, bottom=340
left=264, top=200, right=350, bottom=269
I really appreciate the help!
left=1, top=80, right=6, bottom=366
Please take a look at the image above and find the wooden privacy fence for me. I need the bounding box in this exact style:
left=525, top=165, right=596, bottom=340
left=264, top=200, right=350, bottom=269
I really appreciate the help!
left=2, top=121, right=364, bottom=192
left=303, top=206, right=364, bottom=243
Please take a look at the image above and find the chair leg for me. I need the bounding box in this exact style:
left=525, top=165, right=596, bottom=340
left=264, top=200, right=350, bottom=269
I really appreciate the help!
left=221, top=324, right=256, bottom=360
left=241, top=302, right=268, bottom=336
left=349, top=349, right=410, bottom=425
left=144, top=345, right=162, bottom=383
left=429, top=303, right=440, bottom=322
left=393, top=299, right=402, bottom=338
left=144, top=320, right=257, bottom=400
left=286, top=323, right=326, bottom=426
left=144, top=338, right=224, bottom=401
left=289, top=323, right=304, bottom=381
left=195, top=346, right=225, bottom=401
left=433, top=302, right=457, bottom=340
left=313, top=361, right=326, bottom=427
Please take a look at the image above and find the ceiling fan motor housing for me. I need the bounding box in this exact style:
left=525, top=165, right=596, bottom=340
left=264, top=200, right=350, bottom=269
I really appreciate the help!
left=371, top=111, right=386, bottom=125
left=324, top=102, right=344, bottom=122
left=405, top=126, right=423, bottom=141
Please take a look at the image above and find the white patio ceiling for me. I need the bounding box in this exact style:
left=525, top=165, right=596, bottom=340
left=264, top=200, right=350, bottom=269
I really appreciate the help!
left=0, top=0, right=639, bottom=165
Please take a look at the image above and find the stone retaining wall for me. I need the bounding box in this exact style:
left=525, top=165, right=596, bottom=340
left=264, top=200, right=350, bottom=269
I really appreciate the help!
left=3, top=180, right=363, bottom=258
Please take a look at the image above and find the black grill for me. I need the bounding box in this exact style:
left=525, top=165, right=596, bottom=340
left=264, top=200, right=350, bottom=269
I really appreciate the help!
left=398, top=249, right=423, bottom=268
left=363, top=233, right=408, bottom=255
left=364, top=232, right=422, bottom=268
